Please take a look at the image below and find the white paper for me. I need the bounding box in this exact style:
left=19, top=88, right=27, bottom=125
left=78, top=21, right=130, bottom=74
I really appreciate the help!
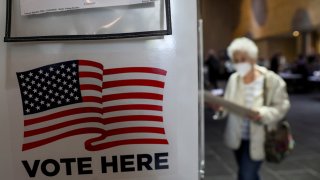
left=204, top=91, right=257, bottom=117
left=20, top=0, right=156, bottom=16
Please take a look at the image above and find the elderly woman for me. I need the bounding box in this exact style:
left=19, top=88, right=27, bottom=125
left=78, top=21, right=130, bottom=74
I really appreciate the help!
left=223, top=37, right=290, bottom=180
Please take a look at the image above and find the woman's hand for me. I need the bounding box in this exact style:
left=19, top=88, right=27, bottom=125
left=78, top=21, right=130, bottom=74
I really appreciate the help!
left=247, top=111, right=262, bottom=122
left=205, top=102, right=223, bottom=112
left=211, top=104, right=224, bottom=112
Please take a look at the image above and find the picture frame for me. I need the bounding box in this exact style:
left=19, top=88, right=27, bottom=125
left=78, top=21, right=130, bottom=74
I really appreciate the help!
left=4, top=0, right=172, bottom=42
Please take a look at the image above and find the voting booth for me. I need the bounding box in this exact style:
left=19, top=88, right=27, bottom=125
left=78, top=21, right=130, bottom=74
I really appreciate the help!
left=0, top=0, right=200, bottom=180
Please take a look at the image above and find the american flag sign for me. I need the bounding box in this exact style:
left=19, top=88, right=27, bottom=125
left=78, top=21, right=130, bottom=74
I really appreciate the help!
left=17, top=60, right=169, bottom=151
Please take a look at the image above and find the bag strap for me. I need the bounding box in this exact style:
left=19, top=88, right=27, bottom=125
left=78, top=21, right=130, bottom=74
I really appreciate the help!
left=263, top=74, right=268, bottom=106
left=262, top=74, right=269, bottom=132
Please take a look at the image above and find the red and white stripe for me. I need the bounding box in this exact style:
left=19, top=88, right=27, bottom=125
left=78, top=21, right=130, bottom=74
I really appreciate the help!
left=89, top=67, right=168, bottom=150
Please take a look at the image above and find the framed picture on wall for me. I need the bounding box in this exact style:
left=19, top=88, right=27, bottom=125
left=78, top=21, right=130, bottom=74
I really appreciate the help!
left=4, top=0, right=172, bottom=42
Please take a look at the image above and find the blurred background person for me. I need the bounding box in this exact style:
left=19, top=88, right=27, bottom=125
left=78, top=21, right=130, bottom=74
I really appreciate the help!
left=270, top=52, right=287, bottom=74
left=270, top=53, right=281, bottom=74
left=205, top=49, right=221, bottom=89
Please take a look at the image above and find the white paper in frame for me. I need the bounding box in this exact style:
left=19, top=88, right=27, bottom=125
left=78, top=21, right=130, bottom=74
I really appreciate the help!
left=20, top=0, right=157, bottom=16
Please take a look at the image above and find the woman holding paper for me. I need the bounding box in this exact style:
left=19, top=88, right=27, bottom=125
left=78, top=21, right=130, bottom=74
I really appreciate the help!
left=223, top=37, right=290, bottom=180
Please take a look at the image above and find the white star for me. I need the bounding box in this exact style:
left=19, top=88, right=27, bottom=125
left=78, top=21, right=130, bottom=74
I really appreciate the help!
left=57, top=100, right=62, bottom=104
left=60, top=95, right=65, bottom=99
left=38, top=92, right=43, bottom=96
left=63, top=81, right=67, bottom=85
left=40, top=101, right=44, bottom=105
left=75, top=96, right=79, bottom=100
left=52, top=84, right=57, bottom=88
left=60, top=64, right=65, bottom=69
left=31, top=80, right=35, bottom=85
left=70, top=92, right=74, bottom=97
left=30, top=103, right=34, bottom=107
left=66, top=68, right=71, bottom=72
left=21, top=83, right=26, bottom=87
left=23, top=91, right=28, bottom=95
left=72, top=79, right=77, bottom=83
left=26, top=109, right=30, bottom=113
left=57, top=79, right=61, bottom=83
left=33, top=89, right=37, bottom=93
left=35, top=75, right=39, bottom=80
left=41, top=78, right=45, bottom=82
left=72, top=72, right=77, bottom=76
left=56, top=70, right=60, bottom=74
left=47, top=81, right=51, bottom=85
left=73, top=88, right=78, bottom=92
left=49, top=90, right=53, bottom=94
left=28, top=94, right=33, bottom=98
left=55, top=93, right=59, bottom=97
left=64, top=89, right=69, bottom=94
left=45, top=95, right=49, bottom=99
left=25, top=77, right=30, bottom=82
left=51, top=98, right=55, bottom=102
left=39, top=70, right=43, bottom=74
left=51, top=75, right=56, bottom=80
left=35, top=97, right=39, bottom=102
left=43, top=86, right=47, bottom=91
left=49, top=67, right=54, bottom=71
left=67, top=75, right=71, bottom=80
left=19, top=74, right=24, bottom=79
left=27, top=85, right=32, bottom=90
left=46, top=103, right=50, bottom=107
left=24, top=100, right=28, bottom=104
left=72, top=63, right=76, bottom=67
left=62, top=73, right=66, bottom=77
left=37, top=83, right=41, bottom=88
left=28, top=72, right=33, bottom=77
left=66, top=98, right=70, bottom=102
left=36, top=106, right=40, bottom=110
left=45, top=73, right=49, bottom=77
left=58, top=86, right=63, bottom=91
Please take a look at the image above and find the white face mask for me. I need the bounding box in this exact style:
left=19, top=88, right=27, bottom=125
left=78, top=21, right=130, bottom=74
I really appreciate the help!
left=234, top=62, right=252, bottom=77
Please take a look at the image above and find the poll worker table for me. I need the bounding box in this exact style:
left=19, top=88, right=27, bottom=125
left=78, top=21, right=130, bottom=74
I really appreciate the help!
left=308, top=76, right=320, bottom=91
left=279, top=72, right=303, bottom=93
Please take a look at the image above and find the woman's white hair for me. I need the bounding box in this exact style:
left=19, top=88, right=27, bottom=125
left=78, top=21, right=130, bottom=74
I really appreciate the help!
left=227, top=37, right=258, bottom=60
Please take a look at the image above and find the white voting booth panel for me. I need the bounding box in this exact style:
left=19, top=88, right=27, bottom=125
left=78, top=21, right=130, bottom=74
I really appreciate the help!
left=0, top=0, right=198, bottom=180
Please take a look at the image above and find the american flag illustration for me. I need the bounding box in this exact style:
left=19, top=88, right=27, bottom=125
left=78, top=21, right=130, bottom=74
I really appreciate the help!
left=17, top=60, right=169, bottom=151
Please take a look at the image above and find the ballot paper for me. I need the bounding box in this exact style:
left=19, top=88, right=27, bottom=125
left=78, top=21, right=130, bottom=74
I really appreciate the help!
left=204, top=91, right=257, bottom=117
left=20, top=0, right=156, bottom=16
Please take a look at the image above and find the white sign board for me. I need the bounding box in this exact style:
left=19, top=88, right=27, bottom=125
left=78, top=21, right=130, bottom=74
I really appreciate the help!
left=20, top=0, right=156, bottom=16
left=10, top=59, right=175, bottom=179
left=0, top=0, right=199, bottom=180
